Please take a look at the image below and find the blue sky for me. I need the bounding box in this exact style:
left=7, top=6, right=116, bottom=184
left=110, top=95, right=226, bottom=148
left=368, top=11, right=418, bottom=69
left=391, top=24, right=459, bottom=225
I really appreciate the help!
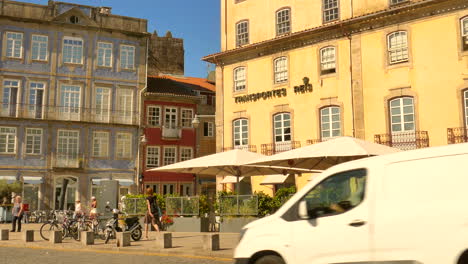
left=20, top=0, right=220, bottom=78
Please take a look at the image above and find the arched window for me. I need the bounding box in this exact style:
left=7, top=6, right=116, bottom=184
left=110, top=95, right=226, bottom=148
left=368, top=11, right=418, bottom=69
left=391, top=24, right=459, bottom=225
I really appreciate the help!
left=234, top=67, right=246, bottom=91
left=461, top=17, right=468, bottom=51
left=54, top=176, right=78, bottom=210
left=233, top=119, right=249, bottom=147
left=389, top=97, right=414, bottom=133
left=236, top=21, right=249, bottom=47
left=276, top=8, right=291, bottom=35
left=274, top=57, right=288, bottom=83
left=320, top=46, right=336, bottom=74
left=387, top=31, right=408, bottom=64
left=273, top=113, right=291, bottom=142
left=323, top=0, right=339, bottom=23
left=320, top=106, right=341, bottom=139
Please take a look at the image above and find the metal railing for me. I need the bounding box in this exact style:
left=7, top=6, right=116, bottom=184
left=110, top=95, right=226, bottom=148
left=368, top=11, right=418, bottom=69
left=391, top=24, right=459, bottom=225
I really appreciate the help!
left=447, top=127, right=468, bottom=144
left=374, top=131, right=429, bottom=151
left=165, top=196, right=199, bottom=216
left=123, top=198, right=147, bottom=215
left=53, top=153, right=84, bottom=168
left=219, top=195, right=258, bottom=216
left=261, top=141, right=301, bottom=156
left=306, top=139, right=322, bottom=145
left=162, top=125, right=182, bottom=139
left=223, top=145, right=257, bottom=153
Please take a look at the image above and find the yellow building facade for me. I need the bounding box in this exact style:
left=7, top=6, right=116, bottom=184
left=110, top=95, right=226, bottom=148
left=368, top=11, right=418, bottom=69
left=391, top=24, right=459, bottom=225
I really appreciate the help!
left=204, top=0, right=468, bottom=196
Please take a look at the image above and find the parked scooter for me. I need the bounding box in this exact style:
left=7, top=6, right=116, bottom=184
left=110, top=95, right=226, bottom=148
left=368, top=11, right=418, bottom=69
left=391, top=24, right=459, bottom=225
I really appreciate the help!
left=104, top=207, right=142, bottom=244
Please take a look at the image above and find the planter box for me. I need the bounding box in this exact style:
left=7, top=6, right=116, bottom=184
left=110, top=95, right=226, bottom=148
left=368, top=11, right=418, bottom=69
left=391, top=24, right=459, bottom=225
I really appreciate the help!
left=165, top=217, right=210, bottom=232
left=219, top=217, right=258, bottom=233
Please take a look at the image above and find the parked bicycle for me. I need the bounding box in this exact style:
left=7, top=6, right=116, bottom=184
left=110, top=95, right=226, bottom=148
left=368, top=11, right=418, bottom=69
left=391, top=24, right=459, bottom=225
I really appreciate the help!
left=40, top=210, right=91, bottom=241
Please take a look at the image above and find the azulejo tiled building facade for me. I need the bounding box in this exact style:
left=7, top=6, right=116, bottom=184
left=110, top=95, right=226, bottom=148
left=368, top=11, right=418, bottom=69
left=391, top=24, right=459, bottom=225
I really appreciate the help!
left=204, top=0, right=468, bottom=196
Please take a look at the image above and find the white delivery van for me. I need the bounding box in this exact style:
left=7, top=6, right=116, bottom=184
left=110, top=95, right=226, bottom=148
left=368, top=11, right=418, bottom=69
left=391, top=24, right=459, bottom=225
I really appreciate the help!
left=234, top=143, right=468, bottom=264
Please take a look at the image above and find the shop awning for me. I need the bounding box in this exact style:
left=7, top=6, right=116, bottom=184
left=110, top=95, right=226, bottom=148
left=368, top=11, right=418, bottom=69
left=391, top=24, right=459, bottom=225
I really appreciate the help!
left=220, top=176, right=244, bottom=184
left=116, top=179, right=134, bottom=186
left=23, top=176, right=43, bottom=184
left=260, top=174, right=289, bottom=185
left=0, top=176, right=16, bottom=184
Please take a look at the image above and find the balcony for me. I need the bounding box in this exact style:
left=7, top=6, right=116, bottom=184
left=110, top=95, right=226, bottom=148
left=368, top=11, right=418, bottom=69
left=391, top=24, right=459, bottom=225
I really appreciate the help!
left=306, top=139, right=322, bottom=145
left=223, top=145, right=257, bottom=153
left=374, top=131, right=429, bottom=151
left=53, top=153, right=84, bottom=169
left=447, top=127, right=468, bottom=144
left=162, top=125, right=182, bottom=139
left=261, top=141, right=301, bottom=156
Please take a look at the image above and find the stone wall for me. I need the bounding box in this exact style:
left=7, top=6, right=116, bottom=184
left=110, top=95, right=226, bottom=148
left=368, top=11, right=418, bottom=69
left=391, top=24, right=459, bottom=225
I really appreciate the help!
left=148, top=31, right=184, bottom=76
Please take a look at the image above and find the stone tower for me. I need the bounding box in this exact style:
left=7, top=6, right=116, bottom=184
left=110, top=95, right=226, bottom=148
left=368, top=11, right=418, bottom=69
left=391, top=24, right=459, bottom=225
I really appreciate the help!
left=148, top=30, right=184, bottom=76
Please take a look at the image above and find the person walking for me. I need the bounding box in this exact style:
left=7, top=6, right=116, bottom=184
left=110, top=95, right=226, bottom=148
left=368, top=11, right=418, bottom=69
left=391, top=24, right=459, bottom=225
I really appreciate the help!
left=11, top=196, right=24, bottom=232
left=145, top=187, right=160, bottom=239
left=89, top=196, right=98, bottom=219
left=74, top=199, right=83, bottom=219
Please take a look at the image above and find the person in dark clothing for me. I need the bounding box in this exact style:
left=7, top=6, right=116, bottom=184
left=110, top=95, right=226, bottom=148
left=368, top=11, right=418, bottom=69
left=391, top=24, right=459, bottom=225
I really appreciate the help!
left=11, top=196, right=24, bottom=232
left=145, top=187, right=161, bottom=239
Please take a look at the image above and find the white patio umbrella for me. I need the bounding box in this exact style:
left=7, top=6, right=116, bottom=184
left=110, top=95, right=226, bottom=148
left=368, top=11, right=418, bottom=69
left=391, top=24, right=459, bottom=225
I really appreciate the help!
left=245, top=136, right=401, bottom=171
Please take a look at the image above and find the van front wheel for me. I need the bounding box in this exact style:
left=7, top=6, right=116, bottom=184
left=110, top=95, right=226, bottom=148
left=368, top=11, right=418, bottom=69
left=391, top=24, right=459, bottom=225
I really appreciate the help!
left=254, top=255, right=285, bottom=264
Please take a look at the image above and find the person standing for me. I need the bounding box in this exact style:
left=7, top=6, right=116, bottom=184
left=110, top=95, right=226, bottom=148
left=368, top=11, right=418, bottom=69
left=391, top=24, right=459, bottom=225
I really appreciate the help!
left=0, top=197, right=8, bottom=223
left=145, top=188, right=160, bottom=239
left=74, top=199, right=83, bottom=219
left=89, top=196, right=97, bottom=219
left=11, top=196, right=24, bottom=232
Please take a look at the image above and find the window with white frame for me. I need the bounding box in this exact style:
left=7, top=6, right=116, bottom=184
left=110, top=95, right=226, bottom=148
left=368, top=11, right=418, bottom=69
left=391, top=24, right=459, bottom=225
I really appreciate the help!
left=204, top=122, right=214, bottom=137
left=63, top=37, right=83, bottom=64
left=180, top=147, right=193, bottom=161
left=0, top=127, right=16, bottom=154
left=162, top=183, right=175, bottom=195
left=28, top=82, right=45, bottom=119
left=120, top=45, right=135, bottom=70
left=57, top=130, right=79, bottom=165
left=390, top=97, right=415, bottom=133
left=2, top=80, right=20, bottom=117
left=180, top=183, right=193, bottom=196
left=320, top=46, right=336, bottom=74
left=6, top=32, right=23, bottom=58
left=274, top=113, right=291, bottom=142
left=233, top=119, right=248, bottom=147
left=387, top=31, right=409, bottom=64
left=59, top=85, right=81, bottom=120
left=163, top=147, right=177, bottom=165
left=92, top=131, right=109, bottom=157
left=97, top=42, right=112, bottom=67
left=234, top=67, right=246, bottom=92
left=390, top=0, right=408, bottom=5
left=116, top=132, right=132, bottom=158
left=200, top=95, right=208, bottom=105
left=25, top=128, right=42, bottom=155
left=320, top=106, right=341, bottom=139
left=181, top=109, right=193, bottom=128
left=147, top=105, right=161, bottom=126
left=95, top=87, right=111, bottom=122
left=276, top=8, right=291, bottom=35
left=165, top=107, right=178, bottom=128
left=31, top=35, right=48, bottom=61
left=274, top=57, right=288, bottom=83
left=462, top=17, right=468, bottom=51
left=464, top=90, right=468, bottom=127
left=146, top=146, right=160, bottom=168
left=236, top=21, right=249, bottom=47
left=145, top=184, right=159, bottom=194
left=116, top=89, right=133, bottom=124
left=323, top=0, right=339, bottom=22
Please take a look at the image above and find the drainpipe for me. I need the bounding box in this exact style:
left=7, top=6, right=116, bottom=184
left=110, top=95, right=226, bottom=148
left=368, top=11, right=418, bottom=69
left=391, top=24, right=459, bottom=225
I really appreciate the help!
left=348, top=34, right=356, bottom=138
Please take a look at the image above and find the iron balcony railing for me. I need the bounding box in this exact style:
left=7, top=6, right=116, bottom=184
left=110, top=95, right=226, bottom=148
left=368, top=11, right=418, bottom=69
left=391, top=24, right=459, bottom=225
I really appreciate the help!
left=223, top=145, right=258, bottom=153
left=162, top=125, right=182, bottom=139
left=53, top=152, right=85, bottom=169
left=261, top=141, right=301, bottom=156
left=447, top=127, right=468, bottom=144
left=0, top=103, right=140, bottom=125
left=306, top=139, right=322, bottom=145
left=374, top=131, right=429, bottom=151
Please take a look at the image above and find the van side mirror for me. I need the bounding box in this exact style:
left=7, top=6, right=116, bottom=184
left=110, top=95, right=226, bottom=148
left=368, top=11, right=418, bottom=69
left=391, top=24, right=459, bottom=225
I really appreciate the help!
left=298, top=200, right=310, bottom=219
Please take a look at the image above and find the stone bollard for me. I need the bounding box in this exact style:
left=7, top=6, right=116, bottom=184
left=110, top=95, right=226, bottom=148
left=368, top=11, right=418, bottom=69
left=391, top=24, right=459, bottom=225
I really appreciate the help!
left=203, top=234, right=220, bottom=251
left=0, top=229, right=9, bottom=241
left=50, top=230, right=62, bottom=244
left=116, top=232, right=131, bottom=247
left=156, top=232, right=172, bottom=249
left=81, top=231, right=94, bottom=246
left=23, top=230, right=34, bottom=242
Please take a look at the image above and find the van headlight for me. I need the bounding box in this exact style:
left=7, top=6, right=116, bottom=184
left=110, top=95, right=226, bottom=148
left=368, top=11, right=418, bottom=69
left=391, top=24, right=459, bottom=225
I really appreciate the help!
left=239, top=227, right=248, bottom=241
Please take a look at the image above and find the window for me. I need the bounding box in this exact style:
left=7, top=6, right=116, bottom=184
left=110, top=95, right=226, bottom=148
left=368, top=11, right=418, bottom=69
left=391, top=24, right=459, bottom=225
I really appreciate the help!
left=162, top=184, right=175, bottom=195
left=147, top=106, right=161, bottom=126
left=204, top=122, right=214, bottom=137
left=320, top=47, right=336, bottom=74
left=116, top=89, right=133, bottom=124
left=462, top=17, right=468, bottom=51
left=69, top=16, right=79, bottom=24
left=2, top=80, right=20, bottom=117
left=276, top=8, right=291, bottom=35
left=63, top=37, right=83, bottom=64
left=390, top=0, right=408, bottom=5
left=321, top=106, right=341, bottom=139
left=97, top=42, right=112, bottom=67
left=0, top=127, right=16, bottom=154
left=28, top=82, right=45, bottom=119
left=164, top=107, right=178, bottom=128
left=92, top=131, right=109, bottom=157
left=25, top=128, right=42, bottom=155
left=181, top=109, right=193, bottom=128
left=200, top=95, right=208, bottom=105
left=236, top=21, right=249, bottom=47
left=163, top=147, right=177, bottom=165
left=6, top=32, right=23, bottom=58
left=146, top=146, right=160, bottom=168
left=59, top=85, right=81, bottom=120
left=323, top=0, right=339, bottom=22
left=31, top=35, right=48, bottom=61
left=57, top=130, right=79, bottom=167
left=464, top=90, right=468, bottom=127
left=274, top=57, right=288, bottom=83
left=180, top=183, right=193, bottom=196
left=95, top=87, right=111, bottom=122
left=120, top=45, right=135, bottom=70
left=116, top=133, right=132, bottom=158
left=301, top=169, right=366, bottom=218
left=180, top=147, right=193, bottom=161
left=233, top=119, right=248, bottom=147
left=145, top=184, right=159, bottom=194
left=390, top=97, right=415, bottom=133
left=387, top=31, right=409, bottom=64
left=274, top=113, right=291, bottom=142
left=234, top=67, right=246, bottom=92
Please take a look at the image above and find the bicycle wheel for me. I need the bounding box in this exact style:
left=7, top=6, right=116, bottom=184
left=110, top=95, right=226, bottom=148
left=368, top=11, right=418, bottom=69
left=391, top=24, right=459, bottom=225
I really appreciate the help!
left=40, top=222, right=61, bottom=241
